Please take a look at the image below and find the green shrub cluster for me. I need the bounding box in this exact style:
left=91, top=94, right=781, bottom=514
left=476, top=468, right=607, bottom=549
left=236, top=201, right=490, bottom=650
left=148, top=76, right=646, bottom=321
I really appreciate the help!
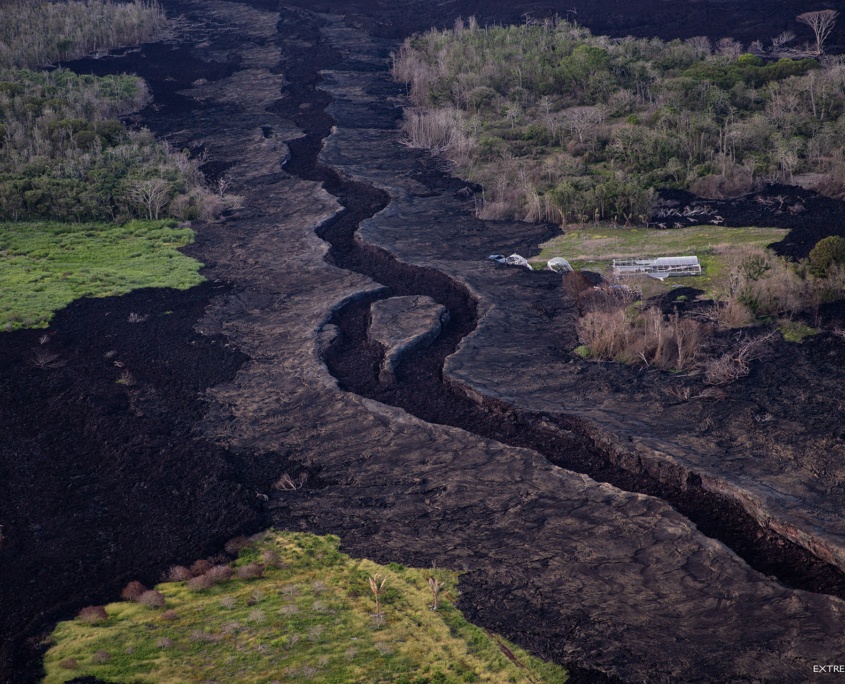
left=0, top=68, right=219, bottom=223
left=395, top=19, right=845, bottom=224
left=809, top=235, right=845, bottom=276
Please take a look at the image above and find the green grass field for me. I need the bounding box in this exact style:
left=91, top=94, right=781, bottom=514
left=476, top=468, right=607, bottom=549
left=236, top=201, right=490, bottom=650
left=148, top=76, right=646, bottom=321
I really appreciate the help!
left=43, top=531, right=568, bottom=684
left=0, top=220, right=203, bottom=329
left=535, top=224, right=789, bottom=293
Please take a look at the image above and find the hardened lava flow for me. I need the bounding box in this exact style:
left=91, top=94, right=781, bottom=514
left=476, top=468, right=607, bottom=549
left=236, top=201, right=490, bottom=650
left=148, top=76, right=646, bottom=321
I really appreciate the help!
left=275, top=8, right=845, bottom=606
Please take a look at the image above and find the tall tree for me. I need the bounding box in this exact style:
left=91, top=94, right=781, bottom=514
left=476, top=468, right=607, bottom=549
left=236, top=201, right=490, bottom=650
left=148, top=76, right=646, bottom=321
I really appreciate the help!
left=797, top=10, right=838, bottom=54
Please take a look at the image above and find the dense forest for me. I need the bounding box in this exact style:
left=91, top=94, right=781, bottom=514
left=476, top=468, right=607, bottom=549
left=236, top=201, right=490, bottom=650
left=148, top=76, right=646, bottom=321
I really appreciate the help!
left=0, top=0, right=228, bottom=223
left=394, top=16, right=845, bottom=225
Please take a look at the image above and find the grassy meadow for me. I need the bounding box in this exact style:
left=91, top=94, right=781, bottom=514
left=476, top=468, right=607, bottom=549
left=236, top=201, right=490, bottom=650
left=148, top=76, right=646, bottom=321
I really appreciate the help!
left=0, top=220, right=203, bottom=329
left=42, top=531, right=568, bottom=684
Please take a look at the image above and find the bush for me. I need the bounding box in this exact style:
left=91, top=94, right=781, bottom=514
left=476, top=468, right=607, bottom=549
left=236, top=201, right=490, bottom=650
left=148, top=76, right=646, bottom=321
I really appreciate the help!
left=190, top=559, right=213, bottom=577
left=92, top=650, right=111, bottom=664
left=166, top=565, right=192, bottom=582
left=205, top=565, right=235, bottom=585
left=809, top=236, right=845, bottom=276
left=76, top=606, right=108, bottom=624
left=187, top=574, right=214, bottom=592
left=236, top=563, right=264, bottom=580
left=224, top=536, right=250, bottom=555
left=261, top=550, right=284, bottom=568
left=137, top=590, right=166, bottom=609
left=577, top=306, right=706, bottom=371
left=120, top=581, right=147, bottom=601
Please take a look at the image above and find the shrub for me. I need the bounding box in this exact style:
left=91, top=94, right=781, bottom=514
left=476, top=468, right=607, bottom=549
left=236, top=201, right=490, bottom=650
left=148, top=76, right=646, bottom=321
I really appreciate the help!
left=573, top=345, right=591, bottom=359
left=190, top=559, right=213, bottom=577
left=76, top=606, right=108, bottom=624
left=809, top=236, right=845, bottom=276
left=137, top=590, right=166, bottom=609
left=161, top=609, right=179, bottom=621
left=237, top=563, right=264, bottom=581
left=58, top=657, right=78, bottom=670
left=690, top=166, right=755, bottom=199
left=224, top=536, right=250, bottom=555
left=187, top=574, right=214, bottom=592
left=120, top=581, right=147, bottom=601
left=577, top=306, right=706, bottom=371
left=166, top=565, right=192, bottom=582
left=261, top=550, right=284, bottom=568
left=92, top=650, right=111, bottom=664
left=205, top=564, right=235, bottom=585
left=703, top=330, right=776, bottom=385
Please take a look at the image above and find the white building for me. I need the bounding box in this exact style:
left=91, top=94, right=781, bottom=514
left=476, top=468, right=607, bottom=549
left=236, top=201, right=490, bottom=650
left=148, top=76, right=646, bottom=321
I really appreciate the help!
left=612, top=256, right=701, bottom=280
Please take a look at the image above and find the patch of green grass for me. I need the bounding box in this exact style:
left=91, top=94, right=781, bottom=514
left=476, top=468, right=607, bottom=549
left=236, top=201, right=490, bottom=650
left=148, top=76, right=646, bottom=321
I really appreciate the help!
left=43, top=531, right=568, bottom=684
left=777, top=320, right=819, bottom=343
left=0, top=220, right=203, bottom=329
left=535, top=224, right=788, bottom=294
left=573, top=345, right=591, bottom=359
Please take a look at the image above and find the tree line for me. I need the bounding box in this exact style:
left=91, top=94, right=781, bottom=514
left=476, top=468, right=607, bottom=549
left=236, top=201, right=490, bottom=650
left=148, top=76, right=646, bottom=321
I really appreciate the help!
left=0, top=68, right=222, bottom=222
left=394, top=13, right=844, bottom=225
left=0, top=0, right=167, bottom=69
left=0, top=1, right=231, bottom=224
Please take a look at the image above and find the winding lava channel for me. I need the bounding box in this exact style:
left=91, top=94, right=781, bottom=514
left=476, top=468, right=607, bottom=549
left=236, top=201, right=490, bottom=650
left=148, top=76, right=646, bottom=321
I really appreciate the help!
left=274, top=7, right=845, bottom=602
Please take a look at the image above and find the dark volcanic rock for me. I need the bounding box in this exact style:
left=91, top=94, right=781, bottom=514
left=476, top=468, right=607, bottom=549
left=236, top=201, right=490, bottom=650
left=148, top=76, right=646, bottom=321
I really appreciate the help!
left=5, top=1, right=845, bottom=683
left=368, top=295, right=449, bottom=382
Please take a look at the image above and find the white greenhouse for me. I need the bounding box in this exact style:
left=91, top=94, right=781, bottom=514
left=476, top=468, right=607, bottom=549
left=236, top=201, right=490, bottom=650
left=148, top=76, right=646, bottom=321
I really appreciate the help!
left=612, top=256, right=701, bottom=280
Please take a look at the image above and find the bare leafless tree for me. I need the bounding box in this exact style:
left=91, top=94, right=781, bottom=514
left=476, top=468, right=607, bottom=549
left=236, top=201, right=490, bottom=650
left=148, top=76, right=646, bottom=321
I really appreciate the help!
left=770, top=30, right=796, bottom=53
left=716, top=37, right=743, bottom=60
left=129, top=178, right=169, bottom=220
left=797, top=10, right=838, bottom=54
left=273, top=472, right=308, bottom=491
left=562, top=106, right=605, bottom=143
left=703, top=330, right=777, bottom=385
left=428, top=577, right=442, bottom=610
left=685, top=36, right=712, bottom=59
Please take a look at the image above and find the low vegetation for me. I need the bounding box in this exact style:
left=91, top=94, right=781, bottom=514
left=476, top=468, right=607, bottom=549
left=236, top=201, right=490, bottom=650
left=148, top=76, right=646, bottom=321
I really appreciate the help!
left=0, top=220, right=203, bottom=329
left=43, top=531, right=568, bottom=684
left=394, top=16, right=845, bottom=224
left=0, top=0, right=167, bottom=70
left=572, top=240, right=845, bottom=376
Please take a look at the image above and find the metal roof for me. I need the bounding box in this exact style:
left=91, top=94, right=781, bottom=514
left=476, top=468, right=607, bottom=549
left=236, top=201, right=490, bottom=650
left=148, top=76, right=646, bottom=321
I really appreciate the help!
left=651, top=256, right=699, bottom=266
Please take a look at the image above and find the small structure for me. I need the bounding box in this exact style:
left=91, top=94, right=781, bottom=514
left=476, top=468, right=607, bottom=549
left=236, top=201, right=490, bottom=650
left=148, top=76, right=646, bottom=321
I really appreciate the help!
left=546, top=257, right=573, bottom=273
left=488, top=253, right=532, bottom=269
left=612, top=256, right=701, bottom=280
